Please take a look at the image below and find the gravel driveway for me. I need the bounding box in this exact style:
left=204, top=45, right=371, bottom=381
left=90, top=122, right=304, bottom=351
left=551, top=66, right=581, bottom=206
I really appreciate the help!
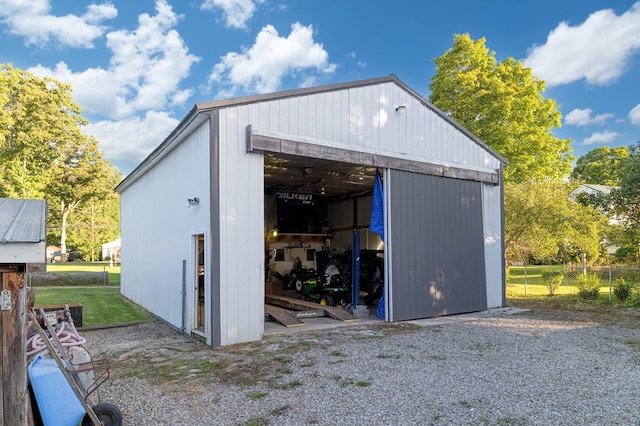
left=82, top=307, right=640, bottom=425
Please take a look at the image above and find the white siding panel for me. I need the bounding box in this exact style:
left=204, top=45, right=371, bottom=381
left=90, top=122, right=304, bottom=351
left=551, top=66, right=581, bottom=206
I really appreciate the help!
left=363, top=85, right=376, bottom=149
left=350, top=87, right=366, bottom=146
left=482, top=183, right=504, bottom=308
left=0, top=242, right=45, bottom=264
left=247, top=82, right=501, bottom=175
left=335, top=89, right=350, bottom=143
left=217, top=107, right=264, bottom=346
left=120, top=122, right=210, bottom=331
left=317, top=92, right=331, bottom=141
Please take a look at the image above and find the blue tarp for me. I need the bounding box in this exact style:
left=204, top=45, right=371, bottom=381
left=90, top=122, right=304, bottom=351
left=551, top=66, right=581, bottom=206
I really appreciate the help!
left=369, top=169, right=385, bottom=319
left=370, top=169, right=384, bottom=241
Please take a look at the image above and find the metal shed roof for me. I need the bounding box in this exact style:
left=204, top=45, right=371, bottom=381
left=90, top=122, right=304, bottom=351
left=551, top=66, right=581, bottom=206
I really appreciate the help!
left=0, top=198, right=48, bottom=243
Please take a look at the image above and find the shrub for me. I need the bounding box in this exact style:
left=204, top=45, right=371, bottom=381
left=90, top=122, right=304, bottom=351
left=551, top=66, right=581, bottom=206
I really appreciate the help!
left=613, top=278, right=632, bottom=302
left=542, top=271, right=564, bottom=296
left=614, top=246, right=638, bottom=264
left=577, top=273, right=602, bottom=300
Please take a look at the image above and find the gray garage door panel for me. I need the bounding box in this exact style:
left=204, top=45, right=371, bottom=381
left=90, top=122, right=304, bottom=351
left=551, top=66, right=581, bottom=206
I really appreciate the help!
left=388, top=171, right=487, bottom=321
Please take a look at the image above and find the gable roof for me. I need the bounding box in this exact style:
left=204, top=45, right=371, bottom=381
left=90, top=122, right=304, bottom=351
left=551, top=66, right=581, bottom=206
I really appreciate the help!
left=0, top=198, right=48, bottom=243
left=116, top=75, right=507, bottom=193
left=570, top=184, right=619, bottom=197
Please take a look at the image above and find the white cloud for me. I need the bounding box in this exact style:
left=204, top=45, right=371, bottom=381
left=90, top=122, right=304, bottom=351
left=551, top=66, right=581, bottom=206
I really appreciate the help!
left=350, top=52, right=367, bottom=68
left=564, top=108, right=613, bottom=126
left=0, top=0, right=117, bottom=48
left=29, top=0, right=199, bottom=120
left=524, top=2, right=640, bottom=87
left=209, top=22, right=336, bottom=97
left=26, top=1, right=199, bottom=165
left=629, top=104, right=640, bottom=125
left=200, top=0, right=264, bottom=29
left=582, top=130, right=620, bottom=145
left=84, top=111, right=179, bottom=163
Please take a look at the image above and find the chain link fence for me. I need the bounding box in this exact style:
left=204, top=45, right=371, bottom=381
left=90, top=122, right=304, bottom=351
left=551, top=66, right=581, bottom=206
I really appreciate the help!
left=564, top=266, right=640, bottom=302
left=507, top=264, right=640, bottom=302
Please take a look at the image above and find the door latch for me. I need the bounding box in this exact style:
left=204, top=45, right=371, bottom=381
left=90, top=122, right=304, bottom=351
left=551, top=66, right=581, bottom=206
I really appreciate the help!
left=1, top=290, right=11, bottom=310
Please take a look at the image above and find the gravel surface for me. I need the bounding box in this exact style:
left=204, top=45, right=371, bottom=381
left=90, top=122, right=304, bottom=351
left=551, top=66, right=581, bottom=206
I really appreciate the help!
left=82, top=308, right=640, bottom=426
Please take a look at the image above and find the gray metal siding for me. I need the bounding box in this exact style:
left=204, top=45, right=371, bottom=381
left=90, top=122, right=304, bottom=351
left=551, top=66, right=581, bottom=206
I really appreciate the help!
left=388, top=171, right=487, bottom=321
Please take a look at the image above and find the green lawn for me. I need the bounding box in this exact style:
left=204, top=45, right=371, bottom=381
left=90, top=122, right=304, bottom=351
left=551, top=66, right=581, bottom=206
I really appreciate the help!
left=507, top=265, right=560, bottom=286
left=47, top=261, right=120, bottom=285
left=507, top=265, right=607, bottom=288
left=507, top=283, right=583, bottom=297
left=34, top=286, right=150, bottom=327
left=507, top=265, right=612, bottom=301
left=36, top=262, right=150, bottom=327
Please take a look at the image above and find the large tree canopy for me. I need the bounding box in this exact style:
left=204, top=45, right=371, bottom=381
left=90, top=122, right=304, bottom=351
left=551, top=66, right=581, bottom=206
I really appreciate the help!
left=429, top=34, right=573, bottom=183
left=610, top=141, right=640, bottom=260
left=0, top=63, right=121, bottom=257
left=504, top=178, right=607, bottom=264
left=47, top=161, right=121, bottom=261
left=571, top=146, right=629, bottom=185
left=0, top=64, right=89, bottom=197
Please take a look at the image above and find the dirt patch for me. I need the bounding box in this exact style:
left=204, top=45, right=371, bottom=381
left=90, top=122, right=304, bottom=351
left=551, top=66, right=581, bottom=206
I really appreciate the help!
left=507, top=298, right=640, bottom=328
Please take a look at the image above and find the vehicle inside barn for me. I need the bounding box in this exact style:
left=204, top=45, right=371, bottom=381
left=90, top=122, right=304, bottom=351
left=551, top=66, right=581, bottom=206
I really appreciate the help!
left=262, top=153, right=385, bottom=323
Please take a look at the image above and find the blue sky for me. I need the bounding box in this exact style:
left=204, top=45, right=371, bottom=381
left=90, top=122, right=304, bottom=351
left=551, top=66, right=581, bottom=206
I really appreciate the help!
left=1, top=0, right=639, bottom=173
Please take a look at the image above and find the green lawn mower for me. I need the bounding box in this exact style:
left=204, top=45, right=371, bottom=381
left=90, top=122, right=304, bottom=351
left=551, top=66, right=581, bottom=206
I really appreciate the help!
left=293, top=249, right=384, bottom=307
left=295, top=270, right=351, bottom=307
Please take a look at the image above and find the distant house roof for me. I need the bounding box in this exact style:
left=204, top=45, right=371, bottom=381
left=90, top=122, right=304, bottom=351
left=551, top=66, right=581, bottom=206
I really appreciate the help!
left=570, top=184, right=618, bottom=198
left=101, top=237, right=121, bottom=250
left=0, top=198, right=48, bottom=243
left=583, top=184, right=617, bottom=195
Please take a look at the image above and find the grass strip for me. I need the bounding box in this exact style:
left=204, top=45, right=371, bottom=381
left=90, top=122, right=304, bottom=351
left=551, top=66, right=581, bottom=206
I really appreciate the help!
left=34, top=286, right=150, bottom=327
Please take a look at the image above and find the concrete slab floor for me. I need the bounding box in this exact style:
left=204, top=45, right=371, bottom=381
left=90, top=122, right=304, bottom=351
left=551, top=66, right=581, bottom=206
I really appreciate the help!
left=263, top=306, right=529, bottom=336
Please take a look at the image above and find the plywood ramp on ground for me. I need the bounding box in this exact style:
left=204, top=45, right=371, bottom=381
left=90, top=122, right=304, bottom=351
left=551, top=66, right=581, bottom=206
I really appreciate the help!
left=265, top=295, right=360, bottom=323
left=264, top=304, right=306, bottom=328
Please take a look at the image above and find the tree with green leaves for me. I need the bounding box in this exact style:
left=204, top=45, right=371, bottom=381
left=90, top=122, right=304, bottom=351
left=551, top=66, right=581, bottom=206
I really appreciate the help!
left=1, top=63, right=121, bottom=258
left=610, top=141, right=640, bottom=263
left=48, top=188, right=120, bottom=262
left=0, top=64, right=89, bottom=197
left=47, top=155, right=121, bottom=258
left=429, top=34, right=573, bottom=183
left=504, top=178, right=608, bottom=265
left=571, top=146, right=629, bottom=185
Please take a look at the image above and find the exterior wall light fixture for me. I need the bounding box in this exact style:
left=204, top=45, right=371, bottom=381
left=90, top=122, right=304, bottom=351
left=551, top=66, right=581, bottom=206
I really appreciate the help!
left=187, top=197, right=200, bottom=208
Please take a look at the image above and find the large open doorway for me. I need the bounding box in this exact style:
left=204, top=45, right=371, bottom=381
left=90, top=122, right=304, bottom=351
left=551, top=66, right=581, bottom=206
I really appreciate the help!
left=262, top=152, right=385, bottom=325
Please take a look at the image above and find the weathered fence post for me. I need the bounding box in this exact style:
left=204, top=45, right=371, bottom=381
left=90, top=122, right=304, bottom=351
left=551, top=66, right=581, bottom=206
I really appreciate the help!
left=0, top=267, right=28, bottom=425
